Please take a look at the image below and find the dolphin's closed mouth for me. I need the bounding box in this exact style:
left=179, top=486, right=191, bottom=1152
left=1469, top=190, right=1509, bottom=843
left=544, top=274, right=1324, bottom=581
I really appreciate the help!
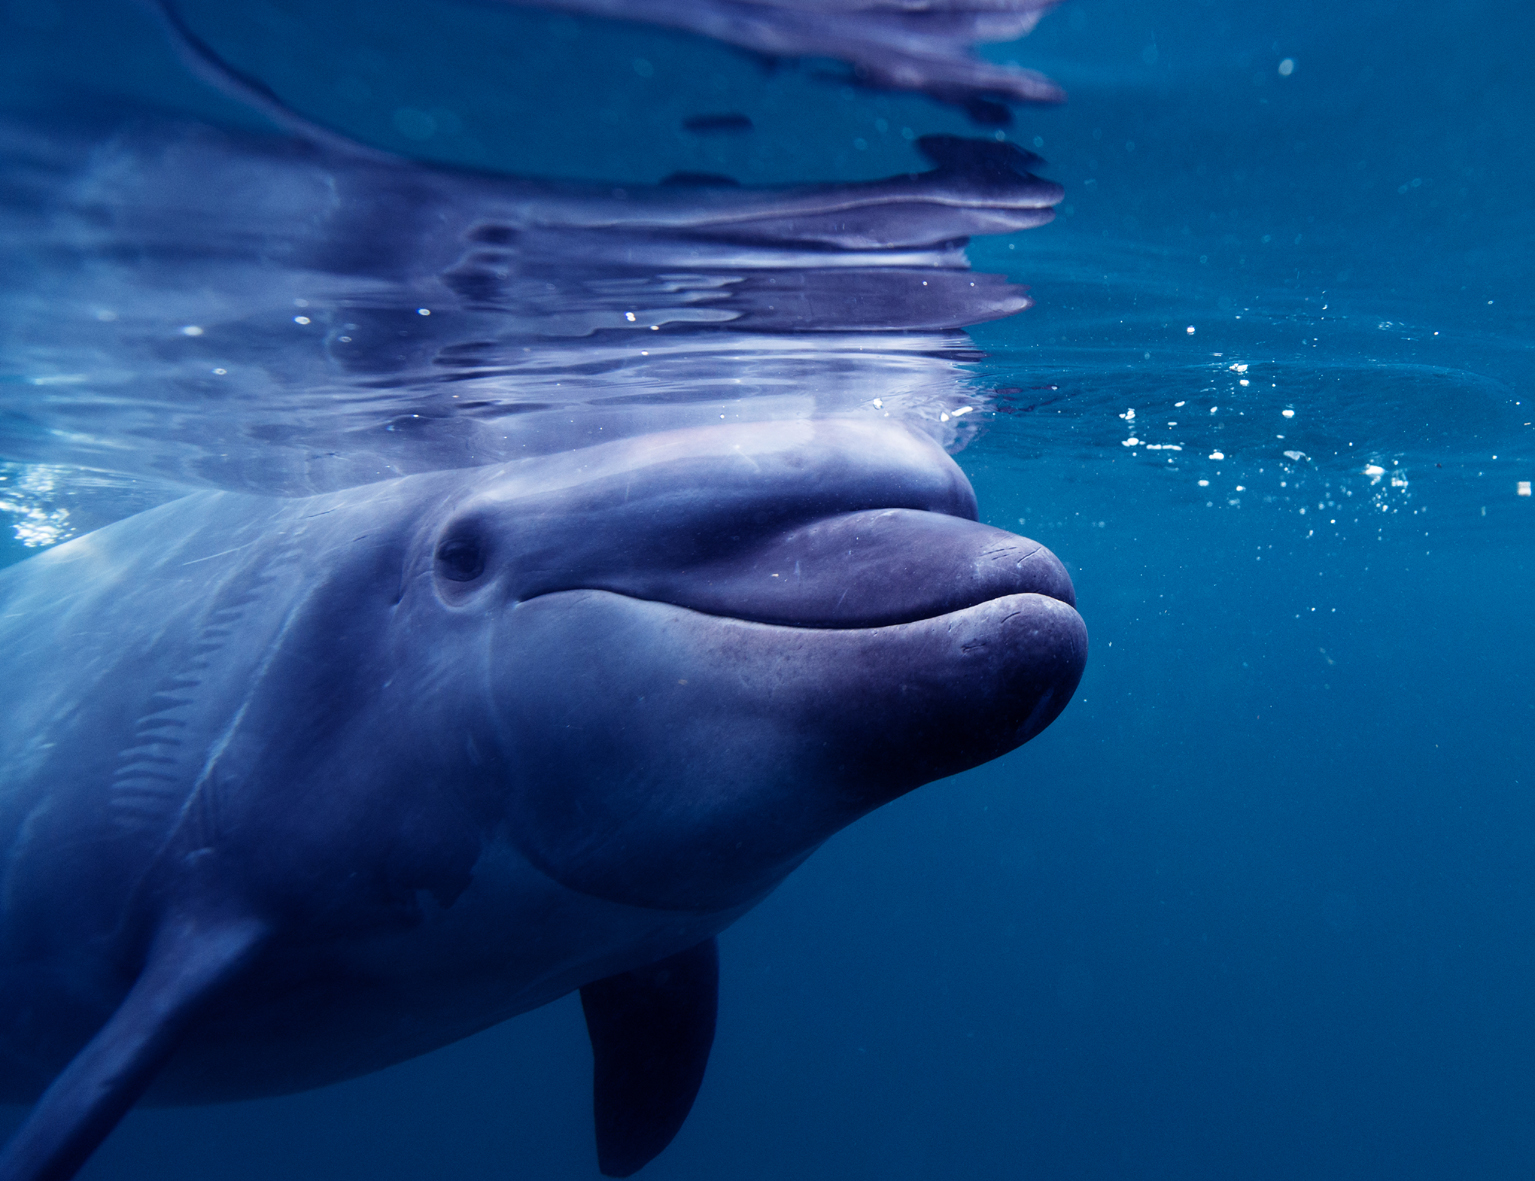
left=550, top=508, right=1076, bottom=631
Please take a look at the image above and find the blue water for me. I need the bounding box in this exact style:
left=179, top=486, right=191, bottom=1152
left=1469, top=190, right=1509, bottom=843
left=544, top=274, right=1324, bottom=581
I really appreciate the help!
left=2, top=0, right=1532, bottom=1178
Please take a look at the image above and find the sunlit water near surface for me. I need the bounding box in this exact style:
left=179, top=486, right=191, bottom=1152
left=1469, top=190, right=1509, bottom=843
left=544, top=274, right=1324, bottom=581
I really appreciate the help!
left=2, top=0, right=1532, bottom=1178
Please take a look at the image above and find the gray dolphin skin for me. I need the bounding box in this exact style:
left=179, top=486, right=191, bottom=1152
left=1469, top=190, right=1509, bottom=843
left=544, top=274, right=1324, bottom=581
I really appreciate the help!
left=0, top=418, right=1086, bottom=1180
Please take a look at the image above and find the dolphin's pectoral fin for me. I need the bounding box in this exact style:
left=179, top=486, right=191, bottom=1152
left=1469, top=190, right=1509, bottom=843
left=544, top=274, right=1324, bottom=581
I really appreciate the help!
left=0, top=909, right=267, bottom=1181
left=579, top=938, right=719, bottom=1177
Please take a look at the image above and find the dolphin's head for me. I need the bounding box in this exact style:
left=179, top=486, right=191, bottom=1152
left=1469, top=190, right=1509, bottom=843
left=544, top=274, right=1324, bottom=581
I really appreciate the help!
left=407, top=420, right=1085, bottom=913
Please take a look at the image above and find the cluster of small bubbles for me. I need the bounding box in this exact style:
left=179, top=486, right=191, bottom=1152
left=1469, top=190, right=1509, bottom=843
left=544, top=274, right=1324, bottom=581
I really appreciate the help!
left=1362, top=458, right=1412, bottom=517
left=1091, top=348, right=1459, bottom=539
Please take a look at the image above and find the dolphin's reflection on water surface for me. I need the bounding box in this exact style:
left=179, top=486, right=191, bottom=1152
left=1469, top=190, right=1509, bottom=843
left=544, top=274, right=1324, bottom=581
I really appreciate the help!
left=2, top=118, right=1059, bottom=507
left=0, top=5, right=1086, bottom=1179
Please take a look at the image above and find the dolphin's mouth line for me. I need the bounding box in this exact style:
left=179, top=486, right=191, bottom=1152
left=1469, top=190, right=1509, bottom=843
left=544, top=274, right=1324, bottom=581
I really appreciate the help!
left=516, top=584, right=1076, bottom=633
left=439, top=495, right=1077, bottom=629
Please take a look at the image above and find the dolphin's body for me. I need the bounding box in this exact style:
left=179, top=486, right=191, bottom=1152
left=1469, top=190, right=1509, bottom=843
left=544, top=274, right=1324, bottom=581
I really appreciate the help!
left=0, top=419, right=1085, bottom=1180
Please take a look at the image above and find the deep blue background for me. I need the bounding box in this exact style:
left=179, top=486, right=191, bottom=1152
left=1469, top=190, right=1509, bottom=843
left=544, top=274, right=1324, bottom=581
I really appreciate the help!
left=2, top=0, right=1532, bottom=1177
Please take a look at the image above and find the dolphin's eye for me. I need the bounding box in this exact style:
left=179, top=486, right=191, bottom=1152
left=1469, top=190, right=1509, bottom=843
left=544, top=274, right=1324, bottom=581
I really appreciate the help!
left=435, top=536, right=485, bottom=582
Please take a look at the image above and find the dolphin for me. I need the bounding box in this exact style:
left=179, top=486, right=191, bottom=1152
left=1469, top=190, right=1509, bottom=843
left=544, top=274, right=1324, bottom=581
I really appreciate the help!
left=0, top=417, right=1085, bottom=1180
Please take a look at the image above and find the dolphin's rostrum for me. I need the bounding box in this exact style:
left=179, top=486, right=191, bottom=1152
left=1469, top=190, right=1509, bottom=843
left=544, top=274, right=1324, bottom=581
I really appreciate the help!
left=0, top=419, right=1085, bottom=1179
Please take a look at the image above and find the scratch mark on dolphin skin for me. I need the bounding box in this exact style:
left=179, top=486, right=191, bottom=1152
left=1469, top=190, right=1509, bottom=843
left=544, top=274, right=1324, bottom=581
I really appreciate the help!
left=181, top=543, right=258, bottom=566
left=1017, top=689, right=1056, bottom=738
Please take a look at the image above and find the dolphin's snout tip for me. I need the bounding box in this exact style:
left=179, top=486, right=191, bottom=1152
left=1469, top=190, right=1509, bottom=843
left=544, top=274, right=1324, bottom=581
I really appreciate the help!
left=1003, top=536, right=1076, bottom=610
